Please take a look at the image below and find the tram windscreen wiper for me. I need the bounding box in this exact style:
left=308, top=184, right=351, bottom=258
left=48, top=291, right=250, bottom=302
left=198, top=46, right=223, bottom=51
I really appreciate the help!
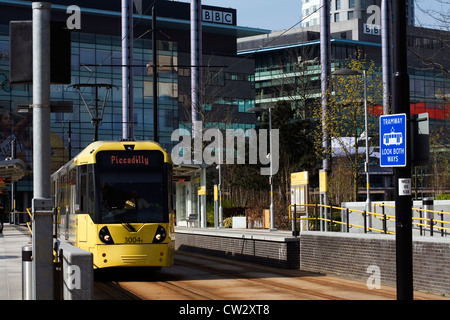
left=124, top=222, right=136, bottom=232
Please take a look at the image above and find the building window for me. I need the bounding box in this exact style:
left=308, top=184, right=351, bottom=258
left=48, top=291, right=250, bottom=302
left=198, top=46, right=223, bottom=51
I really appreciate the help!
left=348, top=11, right=354, bottom=20
left=349, top=0, right=355, bottom=9
left=334, top=13, right=340, bottom=22
left=336, top=0, right=341, bottom=10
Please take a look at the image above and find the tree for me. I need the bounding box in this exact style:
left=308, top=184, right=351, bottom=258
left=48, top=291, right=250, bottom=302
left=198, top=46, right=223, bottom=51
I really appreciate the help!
left=315, top=51, right=384, bottom=201
left=412, top=0, right=450, bottom=74
left=260, top=100, right=319, bottom=212
left=426, top=127, right=450, bottom=195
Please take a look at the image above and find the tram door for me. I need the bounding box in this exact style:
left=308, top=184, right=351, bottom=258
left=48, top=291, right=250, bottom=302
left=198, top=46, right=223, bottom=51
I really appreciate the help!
left=67, top=184, right=77, bottom=243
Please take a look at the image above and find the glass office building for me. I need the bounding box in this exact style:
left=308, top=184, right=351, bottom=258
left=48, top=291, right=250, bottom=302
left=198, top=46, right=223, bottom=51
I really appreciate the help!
left=238, top=11, right=450, bottom=200
left=0, top=0, right=268, bottom=214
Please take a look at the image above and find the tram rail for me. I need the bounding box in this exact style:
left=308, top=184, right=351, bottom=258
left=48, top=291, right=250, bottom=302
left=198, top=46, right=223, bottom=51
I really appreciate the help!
left=95, top=251, right=448, bottom=300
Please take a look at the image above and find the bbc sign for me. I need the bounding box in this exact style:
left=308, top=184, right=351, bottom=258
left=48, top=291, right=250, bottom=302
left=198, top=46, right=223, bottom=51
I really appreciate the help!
left=364, top=23, right=381, bottom=36
left=202, top=9, right=234, bottom=25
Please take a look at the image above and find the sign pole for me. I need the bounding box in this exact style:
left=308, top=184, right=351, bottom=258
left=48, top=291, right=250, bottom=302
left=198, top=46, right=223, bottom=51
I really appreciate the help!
left=392, top=0, right=413, bottom=300
left=32, top=2, right=54, bottom=300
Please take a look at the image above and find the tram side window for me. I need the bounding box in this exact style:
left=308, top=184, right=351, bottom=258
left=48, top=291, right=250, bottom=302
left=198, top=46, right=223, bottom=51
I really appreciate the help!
left=69, top=167, right=77, bottom=213
left=58, top=172, right=66, bottom=216
left=59, top=172, right=66, bottom=209
left=78, top=165, right=95, bottom=215
left=88, top=165, right=95, bottom=214
left=80, top=166, right=87, bottom=213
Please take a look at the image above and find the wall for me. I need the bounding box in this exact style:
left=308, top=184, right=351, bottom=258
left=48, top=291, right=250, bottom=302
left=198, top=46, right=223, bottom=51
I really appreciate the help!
left=175, top=229, right=300, bottom=269
left=300, top=231, right=450, bottom=296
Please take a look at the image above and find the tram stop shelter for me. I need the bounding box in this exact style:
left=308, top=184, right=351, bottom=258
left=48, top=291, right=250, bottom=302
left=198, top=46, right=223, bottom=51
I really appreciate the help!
left=173, top=164, right=207, bottom=228
left=0, top=159, right=26, bottom=183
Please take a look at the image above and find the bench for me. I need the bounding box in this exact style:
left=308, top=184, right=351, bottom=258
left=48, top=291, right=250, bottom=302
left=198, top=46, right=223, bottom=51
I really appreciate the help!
left=187, top=214, right=198, bottom=227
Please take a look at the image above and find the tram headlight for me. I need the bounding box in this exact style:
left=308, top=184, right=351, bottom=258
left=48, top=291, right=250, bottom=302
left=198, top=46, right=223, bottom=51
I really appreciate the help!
left=99, top=226, right=114, bottom=244
left=153, top=225, right=167, bottom=243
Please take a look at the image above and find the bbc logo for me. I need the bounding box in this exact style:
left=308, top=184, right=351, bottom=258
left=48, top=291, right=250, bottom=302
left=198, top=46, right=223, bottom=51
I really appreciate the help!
left=363, top=23, right=382, bottom=36
left=203, top=9, right=234, bottom=25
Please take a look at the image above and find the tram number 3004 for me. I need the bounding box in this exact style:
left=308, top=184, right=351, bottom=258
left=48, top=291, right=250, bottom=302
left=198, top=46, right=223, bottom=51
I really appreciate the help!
left=124, top=237, right=144, bottom=244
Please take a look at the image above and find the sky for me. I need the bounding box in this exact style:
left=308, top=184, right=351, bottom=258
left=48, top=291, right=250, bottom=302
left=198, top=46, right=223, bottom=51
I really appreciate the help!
left=194, top=0, right=303, bottom=31
left=181, top=0, right=447, bottom=31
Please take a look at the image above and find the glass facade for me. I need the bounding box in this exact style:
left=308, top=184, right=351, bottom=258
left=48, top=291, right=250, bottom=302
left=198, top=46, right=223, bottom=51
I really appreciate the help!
left=243, top=38, right=450, bottom=135
left=0, top=0, right=264, bottom=215
left=0, top=27, right=179, bottom=195
left=68, top=32, right=178, bottom=149
left=239, top=30, right=450, bottom=199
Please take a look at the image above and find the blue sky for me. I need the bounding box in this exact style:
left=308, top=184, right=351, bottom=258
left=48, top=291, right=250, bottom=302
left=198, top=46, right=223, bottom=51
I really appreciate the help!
left=197, top=0, right=446, bottom=31
left=199, top=0, right=302, bottom=31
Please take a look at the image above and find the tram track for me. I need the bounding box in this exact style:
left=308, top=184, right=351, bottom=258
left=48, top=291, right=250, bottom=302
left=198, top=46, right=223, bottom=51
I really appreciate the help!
left=96, top=251, right=449, bottom=300
left=94, top=280, right=142, bottom=300
left=172, top=252, right=343, bottom=300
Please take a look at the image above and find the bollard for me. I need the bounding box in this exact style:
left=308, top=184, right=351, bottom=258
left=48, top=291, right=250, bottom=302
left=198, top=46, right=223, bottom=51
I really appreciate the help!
left=22, top=245, right=33, bottom=300
left=423, top=197, right=434, bottom=236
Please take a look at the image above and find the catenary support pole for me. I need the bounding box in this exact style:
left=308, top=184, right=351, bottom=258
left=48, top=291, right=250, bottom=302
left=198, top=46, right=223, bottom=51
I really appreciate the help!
left=392, top=0, right=413, bottom=300
left=32, top=2, right=54, bottom=300
left=152, top=6, right=158, bottom=142
left=191, top=0, right=202, bottom=141
left=381, top=0, right=392, bottom=115
left=320, top=0, right=331, bottom=232
left=122, top=0, right=134, bottom=140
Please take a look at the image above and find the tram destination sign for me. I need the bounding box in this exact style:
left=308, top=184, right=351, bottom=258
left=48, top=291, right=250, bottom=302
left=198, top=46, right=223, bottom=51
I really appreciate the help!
left=380, top=113, right=407, bottom=167
left=96, top=150, right=163, bottom=169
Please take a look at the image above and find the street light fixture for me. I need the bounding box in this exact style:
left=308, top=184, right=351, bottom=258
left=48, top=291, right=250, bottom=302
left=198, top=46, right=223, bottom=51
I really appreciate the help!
left=332, top=69, right=371, bottom=219
left=247, top=105, right=277, bottom=231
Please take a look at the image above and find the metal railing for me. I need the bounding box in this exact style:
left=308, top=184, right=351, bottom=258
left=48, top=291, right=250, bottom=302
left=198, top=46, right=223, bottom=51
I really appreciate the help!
left=289, top=203, right=450, bottom=236
left=8, top=208, right=34, bottom=235
left=26, top=208, right=32, bottom=235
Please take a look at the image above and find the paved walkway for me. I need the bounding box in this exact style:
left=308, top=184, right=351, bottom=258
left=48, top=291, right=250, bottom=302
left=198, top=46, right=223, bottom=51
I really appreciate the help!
left=0, top=224, right=32, bottom=300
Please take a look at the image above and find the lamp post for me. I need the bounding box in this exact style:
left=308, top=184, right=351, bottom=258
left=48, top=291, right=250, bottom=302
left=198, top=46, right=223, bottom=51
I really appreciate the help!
left=333, top=69, right=371, bottom=217
left=247, top=105, right=277, bottom=231
left=217, top=134, right=223, bottom=228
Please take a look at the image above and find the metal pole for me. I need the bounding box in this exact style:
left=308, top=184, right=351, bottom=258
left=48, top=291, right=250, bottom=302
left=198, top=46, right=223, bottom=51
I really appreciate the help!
left=320, top=0, right=331, bottom=233
left=122, top=0, right=129, bottom=140
left=191, top=0, right=202, bottom=140
left=201, top=167, right=207, bottom=228
left=269, top=107, right=276, bottom=231
left=94, top=87, right=99, bottom=141
left=363, top=70, right=371, bottom=226
left=218, top=135, right=223, bottom=228
left=381, top=0, right=392, bottom=115
left=68, top=120, right=72, bottom=159
left=320, top=0, right=331, bottom=172
left=214, top=185, right=218, bottom=228
left=423, top=197, right=434, bottom=236
left=22, top=245, right=33, bottom=300
left=11, top=139, right=16, bottom=225
left=122, top=0, right=134, bottom=140
left=392, top=0, right=413, bottom=301
left=152, top=6, right=158, bottom=143
left=32, top=2, right=53, bottom=300
left=128, top=0, right=134, bottom=139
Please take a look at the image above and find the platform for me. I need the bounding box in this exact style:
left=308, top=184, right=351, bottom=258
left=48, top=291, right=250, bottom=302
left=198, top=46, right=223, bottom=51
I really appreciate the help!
left=175, top=227, right=300, bottom=269
left=0, top=224, right=32, bottom=300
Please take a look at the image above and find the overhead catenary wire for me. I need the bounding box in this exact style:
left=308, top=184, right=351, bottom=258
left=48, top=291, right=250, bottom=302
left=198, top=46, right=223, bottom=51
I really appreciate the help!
left=62, top=1, right=330, bottom=140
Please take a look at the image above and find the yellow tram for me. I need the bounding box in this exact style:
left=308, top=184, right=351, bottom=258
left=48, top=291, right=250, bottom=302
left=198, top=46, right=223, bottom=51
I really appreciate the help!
left=51, top=140, right=175, bottom=269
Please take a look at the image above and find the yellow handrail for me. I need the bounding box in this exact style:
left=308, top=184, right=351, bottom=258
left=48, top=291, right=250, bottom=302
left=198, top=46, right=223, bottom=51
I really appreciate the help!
left=26, top=208, right=32, bottom=235
left=288, top=203, right=450, bottom=236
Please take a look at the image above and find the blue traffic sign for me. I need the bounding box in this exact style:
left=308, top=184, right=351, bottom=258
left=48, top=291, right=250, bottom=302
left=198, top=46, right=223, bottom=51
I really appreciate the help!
left=380, top=113, right=407, bottom=167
